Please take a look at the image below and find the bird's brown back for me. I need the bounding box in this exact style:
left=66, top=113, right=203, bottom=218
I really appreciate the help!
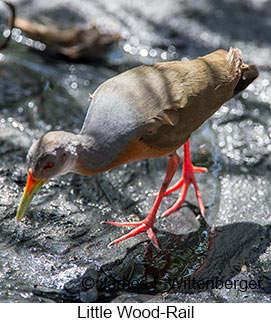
left=137, top=48, right=243, bottom=148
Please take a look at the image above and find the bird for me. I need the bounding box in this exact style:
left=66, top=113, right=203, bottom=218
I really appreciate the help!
left=15, top=48, right=259, bottom=249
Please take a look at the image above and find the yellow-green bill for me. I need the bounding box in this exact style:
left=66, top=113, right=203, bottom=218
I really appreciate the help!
left=16, top=169, right=46, bottom=223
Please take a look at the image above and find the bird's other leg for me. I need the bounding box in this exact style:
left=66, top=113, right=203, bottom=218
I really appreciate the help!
left=161, top=139, right=207, bottom=218
left=105, top=152, right=181, bottom=249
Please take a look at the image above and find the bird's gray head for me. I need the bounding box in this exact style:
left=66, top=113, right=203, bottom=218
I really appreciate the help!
left=16, top=131, right=79, bottom=223
left=27, top=131, right=78, bottom=180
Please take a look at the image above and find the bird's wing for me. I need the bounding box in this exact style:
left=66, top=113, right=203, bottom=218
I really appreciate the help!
left=137, top=48, right=243, bottom=148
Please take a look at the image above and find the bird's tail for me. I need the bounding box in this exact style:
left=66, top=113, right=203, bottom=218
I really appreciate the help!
left=227, top=47, right=243, bottom=77
left=233, top=64, right=259, bottom=97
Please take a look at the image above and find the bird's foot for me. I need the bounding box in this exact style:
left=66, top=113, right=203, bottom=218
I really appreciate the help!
left=104, top=153, right=182, bottom=250
left=161, top=164, right=207, bottom=218
left=159, top=140, right=207, bottom=219
left=104, top=218, right=160, bottom=249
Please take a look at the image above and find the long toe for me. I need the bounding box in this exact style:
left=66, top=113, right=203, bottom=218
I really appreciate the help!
left=106, top=221, right=160, bottom=248
left=161, top=182, right=189, bottom=217
left=103, top=220, right=142, bottom=227
left=163, top=177, right=184, bottom=196
left=193, top=166, right=208, bottom=173
left=147, top=227, right=160, bottom=249
left=107, top=223, right=148, bottom=247
left=161, top=173, right=206, bottom=218
left=192, top=180, right=206, bottom=218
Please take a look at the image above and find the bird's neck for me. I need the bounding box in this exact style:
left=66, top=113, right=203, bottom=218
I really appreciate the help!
left=56, top=131, right=123, bottom=176
left=69, top=134, right=115, bottom=176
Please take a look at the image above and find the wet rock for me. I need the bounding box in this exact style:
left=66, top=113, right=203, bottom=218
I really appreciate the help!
left=0, top=64, right=42, bottom=107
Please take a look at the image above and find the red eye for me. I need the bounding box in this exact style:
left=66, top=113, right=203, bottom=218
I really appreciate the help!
left=43, top=162, right=54, bottom=170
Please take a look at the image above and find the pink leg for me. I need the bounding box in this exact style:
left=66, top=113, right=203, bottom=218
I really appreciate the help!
left=161, top=139, right=207, bottom=218
left=104, top=153, right=181, bottom=249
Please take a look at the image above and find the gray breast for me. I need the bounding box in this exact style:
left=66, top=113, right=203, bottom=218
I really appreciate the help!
left=80, top=80, right=144, bottom=169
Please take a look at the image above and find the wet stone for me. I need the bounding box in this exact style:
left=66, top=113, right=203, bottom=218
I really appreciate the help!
left=0, top=64, right=42, bottom=107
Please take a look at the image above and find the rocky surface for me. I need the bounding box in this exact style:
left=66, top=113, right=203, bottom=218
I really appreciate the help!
left=0, top=0, right=271, bottom=302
